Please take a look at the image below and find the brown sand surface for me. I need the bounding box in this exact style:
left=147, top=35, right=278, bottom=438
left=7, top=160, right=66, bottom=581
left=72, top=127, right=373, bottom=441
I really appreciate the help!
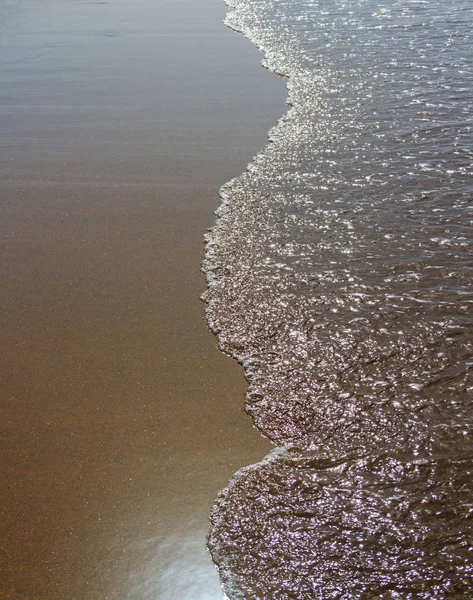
left=0, top=1, right=284, bottom=598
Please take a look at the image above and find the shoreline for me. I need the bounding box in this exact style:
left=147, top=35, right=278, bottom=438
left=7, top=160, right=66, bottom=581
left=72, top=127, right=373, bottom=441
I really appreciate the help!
left=0, top=0, right=285, bottom=598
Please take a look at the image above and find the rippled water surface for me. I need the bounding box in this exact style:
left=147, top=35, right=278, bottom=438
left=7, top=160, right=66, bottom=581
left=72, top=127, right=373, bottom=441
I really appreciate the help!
left=204, top=0, right=473, bottom=597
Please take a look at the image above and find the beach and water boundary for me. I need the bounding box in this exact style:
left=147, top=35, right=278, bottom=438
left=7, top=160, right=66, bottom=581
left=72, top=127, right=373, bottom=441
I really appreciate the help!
left=204, top=0, right=473, bottom=597
left=2, top=0, right=472, bottom=597
left=0, top=1, right=286, bottom=598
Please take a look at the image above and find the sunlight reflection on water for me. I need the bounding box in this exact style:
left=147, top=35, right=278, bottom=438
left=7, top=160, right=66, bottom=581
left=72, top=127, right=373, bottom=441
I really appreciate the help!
left=125, top=526, right=223, bottom=600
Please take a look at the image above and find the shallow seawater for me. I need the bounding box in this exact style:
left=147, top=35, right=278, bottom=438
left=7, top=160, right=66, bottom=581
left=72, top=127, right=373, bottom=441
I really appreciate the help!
left=204, top=0, right=473, bottom=597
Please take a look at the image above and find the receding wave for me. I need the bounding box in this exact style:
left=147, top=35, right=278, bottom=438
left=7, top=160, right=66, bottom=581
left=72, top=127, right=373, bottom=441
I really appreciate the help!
left=203, top=0, right=473, bottom=597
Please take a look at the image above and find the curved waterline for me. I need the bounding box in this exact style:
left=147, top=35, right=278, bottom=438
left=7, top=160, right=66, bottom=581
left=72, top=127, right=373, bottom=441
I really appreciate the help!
left=203, top=0, right=473, bottom=597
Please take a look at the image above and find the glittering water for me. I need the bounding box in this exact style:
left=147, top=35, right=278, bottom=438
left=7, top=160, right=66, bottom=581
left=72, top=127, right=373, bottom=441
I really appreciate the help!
left=203, top=0, right=473, bottom=597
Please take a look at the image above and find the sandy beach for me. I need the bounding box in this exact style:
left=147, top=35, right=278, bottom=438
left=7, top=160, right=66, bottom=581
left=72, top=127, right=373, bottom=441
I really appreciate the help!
left=0, top=1, right=285, bottom=598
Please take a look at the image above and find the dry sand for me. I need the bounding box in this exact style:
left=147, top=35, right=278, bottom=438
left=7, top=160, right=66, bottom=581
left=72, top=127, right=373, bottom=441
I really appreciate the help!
left=0, top=0, right=284, bottom=598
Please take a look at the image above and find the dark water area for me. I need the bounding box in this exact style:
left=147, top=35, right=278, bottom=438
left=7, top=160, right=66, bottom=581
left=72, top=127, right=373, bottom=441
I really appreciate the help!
left=204, top=0, right=473, bottom=597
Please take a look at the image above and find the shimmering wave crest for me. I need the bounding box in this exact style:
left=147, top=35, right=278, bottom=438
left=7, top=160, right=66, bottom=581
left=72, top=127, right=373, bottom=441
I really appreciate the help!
left=204, top=0, right=473, bottom=597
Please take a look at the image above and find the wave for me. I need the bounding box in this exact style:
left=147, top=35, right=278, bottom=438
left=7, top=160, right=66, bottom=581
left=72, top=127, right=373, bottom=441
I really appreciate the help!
left=203, top=0, right=473, bottom=597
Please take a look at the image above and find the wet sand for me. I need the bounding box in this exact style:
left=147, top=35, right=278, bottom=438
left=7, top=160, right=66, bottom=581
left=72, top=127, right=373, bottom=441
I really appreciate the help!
left=0, top=1, right=284, bottom=598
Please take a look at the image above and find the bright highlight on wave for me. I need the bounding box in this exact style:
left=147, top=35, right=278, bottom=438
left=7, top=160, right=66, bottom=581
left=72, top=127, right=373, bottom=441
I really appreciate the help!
left=203, top=0, right=473, bottom=597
